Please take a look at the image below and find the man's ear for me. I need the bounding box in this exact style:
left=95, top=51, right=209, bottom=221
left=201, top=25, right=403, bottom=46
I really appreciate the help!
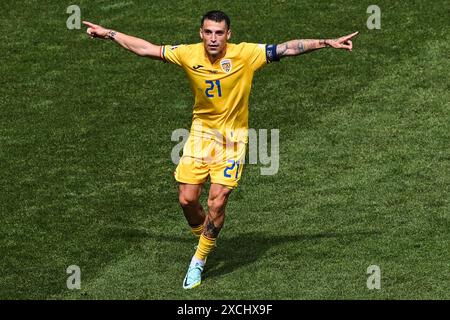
left=199, top=28, right=203, bottom=40
left=227, top=29, right=232, bottom=40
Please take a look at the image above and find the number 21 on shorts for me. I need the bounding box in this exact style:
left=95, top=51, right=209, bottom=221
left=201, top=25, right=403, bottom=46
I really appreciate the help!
left=224, top=160, right=241, bottom=179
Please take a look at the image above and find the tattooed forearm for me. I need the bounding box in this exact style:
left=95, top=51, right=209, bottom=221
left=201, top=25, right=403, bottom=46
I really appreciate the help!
left=203, top=219, right=221, bottom=238
left=275, top=32, right=357, bottom=58
left=276, top=43, right=288, bottom=56
left=276, top=39, right=330, bottom=58
left=298, top=41, right=305, bottom=53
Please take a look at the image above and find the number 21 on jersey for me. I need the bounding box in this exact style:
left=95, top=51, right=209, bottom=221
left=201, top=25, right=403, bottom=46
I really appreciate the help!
left=205, top=80, right=222, bottom=98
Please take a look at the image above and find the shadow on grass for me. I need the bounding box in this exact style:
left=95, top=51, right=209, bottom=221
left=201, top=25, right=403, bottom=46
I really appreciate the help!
left=121, top=229, right=381, bottom=280
left=202, top=230, right=381, bottom=280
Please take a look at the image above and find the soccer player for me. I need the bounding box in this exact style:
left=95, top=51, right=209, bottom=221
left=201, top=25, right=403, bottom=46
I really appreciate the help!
left=83, top=10, right=358, bottom=289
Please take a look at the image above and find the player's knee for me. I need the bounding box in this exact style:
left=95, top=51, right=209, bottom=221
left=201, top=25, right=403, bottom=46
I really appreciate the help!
left=179, top=193, right=199, bottom=208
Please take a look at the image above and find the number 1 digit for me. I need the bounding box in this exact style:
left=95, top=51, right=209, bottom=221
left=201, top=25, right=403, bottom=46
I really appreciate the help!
left=215, top=80, right=222, bottom=97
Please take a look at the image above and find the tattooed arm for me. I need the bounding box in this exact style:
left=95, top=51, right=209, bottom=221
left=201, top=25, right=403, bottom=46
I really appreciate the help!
left=276, top=31, right=359, bottom=58
left=83, top=21, right=162, bottom=59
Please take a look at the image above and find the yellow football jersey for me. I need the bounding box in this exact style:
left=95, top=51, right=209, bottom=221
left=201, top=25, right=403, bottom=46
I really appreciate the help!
left=161, top=42, right=278, bottom=143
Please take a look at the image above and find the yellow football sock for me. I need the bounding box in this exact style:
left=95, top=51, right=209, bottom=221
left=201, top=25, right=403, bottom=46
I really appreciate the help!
left=190, top=223, right=204, bottom=237
left=194, top=234, right=216, bottom=261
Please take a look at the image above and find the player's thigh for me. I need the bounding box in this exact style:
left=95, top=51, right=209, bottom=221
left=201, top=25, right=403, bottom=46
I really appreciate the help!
left=174, top=134, right=211, bottom=185
left=175, top=157, right=209, bottom=186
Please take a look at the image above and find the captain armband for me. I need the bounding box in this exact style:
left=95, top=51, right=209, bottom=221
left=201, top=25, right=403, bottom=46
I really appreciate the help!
left=265, top=44, right=280, bottom=63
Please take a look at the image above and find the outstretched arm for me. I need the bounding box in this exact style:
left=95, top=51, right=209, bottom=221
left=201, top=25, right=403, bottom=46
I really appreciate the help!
left=276, top=31, right=359, bottom=58
left=82, top=21, right=162, bottom=59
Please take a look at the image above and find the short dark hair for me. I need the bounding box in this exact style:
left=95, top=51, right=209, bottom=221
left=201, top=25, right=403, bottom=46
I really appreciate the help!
left=201, top=10, right=230, bottom=29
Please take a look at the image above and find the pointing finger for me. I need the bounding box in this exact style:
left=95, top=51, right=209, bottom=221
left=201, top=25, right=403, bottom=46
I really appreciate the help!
left=344, top=31, right=359, bottom=41
left=82, top=21, right=96, bottom=28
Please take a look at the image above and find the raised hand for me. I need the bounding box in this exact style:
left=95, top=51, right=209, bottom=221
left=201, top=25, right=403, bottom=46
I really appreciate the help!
left=326, top=31, right=359, bottom=51
left=82, top=21, right=110, bottom=39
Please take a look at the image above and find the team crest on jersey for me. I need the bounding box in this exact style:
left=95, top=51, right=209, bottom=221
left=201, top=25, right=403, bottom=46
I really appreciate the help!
left=220, top=59, right=232, bottom=73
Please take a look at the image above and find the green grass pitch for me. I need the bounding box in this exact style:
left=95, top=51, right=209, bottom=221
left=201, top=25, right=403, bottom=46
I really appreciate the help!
left=0, top=0, right=449, bottom=299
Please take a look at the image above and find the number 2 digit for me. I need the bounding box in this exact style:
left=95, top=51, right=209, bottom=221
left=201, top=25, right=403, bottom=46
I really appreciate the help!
left=224, top=160, right=235, bottom=178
